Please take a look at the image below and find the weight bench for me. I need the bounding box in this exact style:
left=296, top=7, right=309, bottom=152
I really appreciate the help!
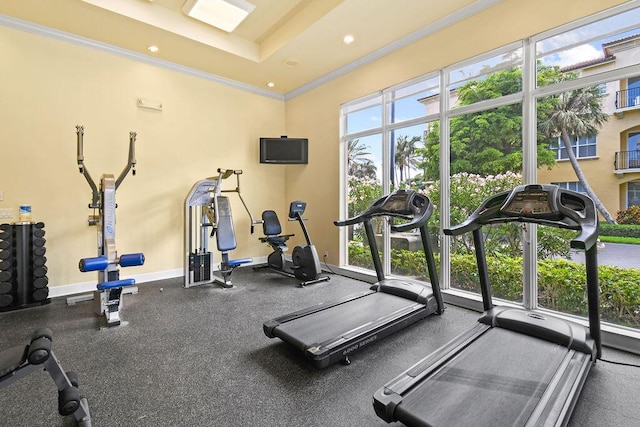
left=0, top=328, right=92, bottom=426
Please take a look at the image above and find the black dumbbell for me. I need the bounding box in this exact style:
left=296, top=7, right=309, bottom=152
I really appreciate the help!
left=33, top=266, right=48, bottom=278
left=0, top=282, right=12, bottom=294
left=0, top=271, right=11, bottom=282
left=33, top=277, right=48, bottom=289
left=32, top=288, right=49, bottom=301
left=33, top=246, right=46, bottom=257
left=33, top=256, right=47, bottom=267
left=0, top=294, right=12, bottom=307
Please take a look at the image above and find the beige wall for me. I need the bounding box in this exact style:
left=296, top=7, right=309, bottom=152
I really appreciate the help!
left=0, top=0, right=629, bottom=289
left=0, top=25, right=286, bottom=289
left=284, top=0, right=629, bottom=264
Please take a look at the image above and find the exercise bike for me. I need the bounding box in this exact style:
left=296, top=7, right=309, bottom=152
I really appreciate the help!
left=255, top=201, right=329, bottom=287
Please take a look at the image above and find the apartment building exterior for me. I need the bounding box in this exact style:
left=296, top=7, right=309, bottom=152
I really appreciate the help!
left=538, top=34, right=640, bottom=215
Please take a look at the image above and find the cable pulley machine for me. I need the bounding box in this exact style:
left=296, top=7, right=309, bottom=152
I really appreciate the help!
left=184, top=169, right=259, bottom=288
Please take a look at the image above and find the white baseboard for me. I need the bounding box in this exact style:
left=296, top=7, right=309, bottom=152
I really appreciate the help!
left=48, top=268, right=184, bottom=298
left=48, top=256, right=269, bottom=298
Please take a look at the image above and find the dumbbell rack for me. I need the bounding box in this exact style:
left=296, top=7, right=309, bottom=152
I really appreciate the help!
left=0, top=221, right=51, bottom=312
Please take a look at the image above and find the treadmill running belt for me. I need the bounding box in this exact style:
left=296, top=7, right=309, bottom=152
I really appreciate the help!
left=396, top=328, right=567, bottom=427
left=272, top=292, right=426, bottom=350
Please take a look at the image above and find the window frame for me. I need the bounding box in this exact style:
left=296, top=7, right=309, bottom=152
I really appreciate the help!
left=339, top=0, right=640, bottom=351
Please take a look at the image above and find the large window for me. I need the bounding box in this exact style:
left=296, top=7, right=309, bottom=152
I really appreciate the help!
left=549, top=135, right=597, bottom=160
left=552, top=181, right=586, bottom=193
left=342, top=75, right=439, bottom=278
left=340, top=1, right=640, bottom=346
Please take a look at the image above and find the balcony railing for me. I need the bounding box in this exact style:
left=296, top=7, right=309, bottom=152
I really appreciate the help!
left=615, top=87, right=640, bottom=109
left=615, top=150, right=640, bottom=170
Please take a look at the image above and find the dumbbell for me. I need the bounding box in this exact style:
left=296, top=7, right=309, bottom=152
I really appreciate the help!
left=0, top=281, right=12, bottom=294
left=33, top=266, right=48, bottom=278
left=33, top=277, right=48, bottom=289
left=0, top=294, right=12, bottom=307
left=33, top=256, right=47, bottom=267
left=32, top=288, right=49, bottom=301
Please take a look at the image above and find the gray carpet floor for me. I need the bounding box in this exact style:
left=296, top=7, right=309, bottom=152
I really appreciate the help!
left=1, top=268, right=639, bottom=426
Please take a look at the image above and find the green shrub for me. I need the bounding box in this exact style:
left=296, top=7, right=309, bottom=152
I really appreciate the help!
left=616, top=205, right=640, bottom=224
left=599, top=222, right=640, bottom=238
left=348, top=244, right=640, bottom=327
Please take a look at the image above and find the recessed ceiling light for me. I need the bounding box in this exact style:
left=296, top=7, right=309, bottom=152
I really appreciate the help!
left=282, top=58, right=301, bottom=68
left=266, top=82, right=275, bottom=88
left=342, top=34, right=355, bottom=45
left=147, top=45, right=159, bottom=53
left=183, top=0, right=256, bottom=33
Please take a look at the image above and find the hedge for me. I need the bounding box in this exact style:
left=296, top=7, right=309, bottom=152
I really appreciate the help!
left=599, top=223, right=640, bottom=238
left=348, top=242, right=640, bottom=328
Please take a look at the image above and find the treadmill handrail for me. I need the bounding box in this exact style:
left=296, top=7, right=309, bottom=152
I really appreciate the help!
left=334, top=190, right=433, bottom=230
left=444, top=184, right=598, bottom=251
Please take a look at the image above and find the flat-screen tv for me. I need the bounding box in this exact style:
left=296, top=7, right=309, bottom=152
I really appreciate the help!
left=260, top=137, right=308, bottom=164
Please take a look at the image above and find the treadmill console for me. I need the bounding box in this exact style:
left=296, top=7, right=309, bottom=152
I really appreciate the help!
left=502, top=186, right=559, bottom=219
left=379, top=190, right=419, bottom=216
left=334, top=189, right=433, bottom=231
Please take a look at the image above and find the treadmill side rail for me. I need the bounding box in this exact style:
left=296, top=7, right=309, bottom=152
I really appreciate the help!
left=525, top=350, right=593, bottom=427
left=263, top=289, right=373, bottom=337
left=373, top=323, right=491, bottom=422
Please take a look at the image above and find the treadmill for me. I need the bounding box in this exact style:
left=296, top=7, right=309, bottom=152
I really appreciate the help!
left=373, top=184, right=602, bottom=426
left=263, top=189, right=445, bottom=368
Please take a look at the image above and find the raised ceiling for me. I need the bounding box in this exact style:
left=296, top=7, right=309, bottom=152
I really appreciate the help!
left=0, top=0, right=502, bottom=96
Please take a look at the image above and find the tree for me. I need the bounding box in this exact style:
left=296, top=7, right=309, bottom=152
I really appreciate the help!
left=538, top=85, right=615, bottom=223
left=394, top=135, right=421, bottom=184
left=347, top=139, right=377, bottom=179
left=420, top=66, right=559, bottom=181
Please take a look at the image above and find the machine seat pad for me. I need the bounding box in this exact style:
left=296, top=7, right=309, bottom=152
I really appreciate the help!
left=227, top=258, right=252, bottom=267
left=97, top=278, right=136, bottom=291
left=0, top=344, right=28, bottom=378
left=262, top=236, right=290, bottom=246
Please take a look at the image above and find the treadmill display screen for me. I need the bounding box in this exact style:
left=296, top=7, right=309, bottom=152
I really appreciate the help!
left=503, top=190, right=552, bottom=216
left=380, top=192, right=412, bottom=214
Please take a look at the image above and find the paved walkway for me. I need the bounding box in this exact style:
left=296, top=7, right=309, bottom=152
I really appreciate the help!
left=570, top=242, right=640, bottom=269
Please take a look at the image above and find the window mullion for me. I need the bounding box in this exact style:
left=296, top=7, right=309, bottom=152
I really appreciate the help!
left=523, top=37, right=538, bottom=310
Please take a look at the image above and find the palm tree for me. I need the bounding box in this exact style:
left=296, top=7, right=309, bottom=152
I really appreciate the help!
left=394, top=135, right=421, bottom=184
left=347, top=139, right=377, bottom=179
left=539, top=85, right=616, bottom=223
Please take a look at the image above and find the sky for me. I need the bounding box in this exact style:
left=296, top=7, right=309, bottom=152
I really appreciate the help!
left=346, top=6, right=640, bottom=184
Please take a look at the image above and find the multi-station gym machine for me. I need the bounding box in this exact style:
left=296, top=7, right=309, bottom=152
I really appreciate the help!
left=184, top=169, right=259, bottom=288
left=70, top=126, right=145, bottom=327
